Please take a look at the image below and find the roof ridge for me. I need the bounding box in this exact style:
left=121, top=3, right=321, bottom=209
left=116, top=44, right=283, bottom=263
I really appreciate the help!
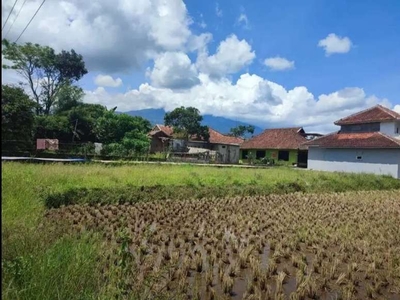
left=377, top=132, right=400, bottom=146
left=334, top=105, right=381, bottom=125
left=377, top=105, right=400, bottom=119
left=302, top=131, right=339, bottom=145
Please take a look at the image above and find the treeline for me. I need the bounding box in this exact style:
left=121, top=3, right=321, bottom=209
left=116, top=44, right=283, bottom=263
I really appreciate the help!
left=1, top=39, right=256, bottom=158
left=1, top=39, right=151, bottom=157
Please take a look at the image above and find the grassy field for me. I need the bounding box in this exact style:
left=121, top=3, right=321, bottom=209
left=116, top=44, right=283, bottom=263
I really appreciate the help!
left=2, top=162, right=400, bottom=299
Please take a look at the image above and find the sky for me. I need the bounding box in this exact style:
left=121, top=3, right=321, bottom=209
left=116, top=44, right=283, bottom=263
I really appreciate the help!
left=2, top=0, right=400, bottom=133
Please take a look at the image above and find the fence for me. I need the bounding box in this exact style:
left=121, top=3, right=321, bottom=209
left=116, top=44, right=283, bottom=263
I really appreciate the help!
left=1, top=140, right=226, bottom=164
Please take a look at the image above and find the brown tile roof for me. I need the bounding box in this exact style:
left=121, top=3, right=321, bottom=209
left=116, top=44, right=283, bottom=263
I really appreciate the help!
left=195, top=128, right=244, bottom=145
left=149, top=125, right=174, bottom=137
left=334, top=105, right=400, bottom=125
left=303, top=132, right=400, bottom=149
left=150, top=125, right=244, bottom=145
left=240, top=127, right=308, bottom=150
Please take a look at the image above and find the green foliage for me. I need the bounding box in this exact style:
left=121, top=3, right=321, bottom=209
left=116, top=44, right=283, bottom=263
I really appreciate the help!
left=164, top=106, right=210, bottom=141
left=95, top=112, right=151, bottom=144
left=229, top=125, right=255, bottom=138
left=2, top=85, right=36, bottom=151
left=53, top=83, right=84, bottom=114
left=34, top=114, right=71, bottom=141
left=2, top=39, right=87, bottom=115
left=65, top=104, right=108, bottom=143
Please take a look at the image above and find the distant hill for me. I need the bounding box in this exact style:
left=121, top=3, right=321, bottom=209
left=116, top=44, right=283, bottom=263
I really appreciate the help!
left=120, top=108, right=263, bottom=136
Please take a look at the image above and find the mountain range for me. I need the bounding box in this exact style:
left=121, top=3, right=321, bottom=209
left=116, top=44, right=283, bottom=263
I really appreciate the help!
left=121, top=108, right=264, bottom=136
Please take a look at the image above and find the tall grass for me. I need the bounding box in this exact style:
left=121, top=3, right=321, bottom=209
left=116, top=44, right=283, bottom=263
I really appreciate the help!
left=2, top=162, right=399, bottom=299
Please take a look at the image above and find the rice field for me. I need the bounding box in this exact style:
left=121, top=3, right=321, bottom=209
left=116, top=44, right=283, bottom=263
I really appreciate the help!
left=45, top=190, right=400, bottom=300
left=2, top=162, right=400, bottom=299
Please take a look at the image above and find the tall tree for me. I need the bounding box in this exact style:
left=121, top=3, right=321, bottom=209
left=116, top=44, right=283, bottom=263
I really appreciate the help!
left=229, top=125, right=255, bottom=138
left=53, top=83, right=84, bottom=114
left=2, top=39, right=87, bottom=115
left=2, top=85, right=36, bottom=151
left=164, top=106, right=210, bottom=141
left=94, top=112, right=151, bottom=144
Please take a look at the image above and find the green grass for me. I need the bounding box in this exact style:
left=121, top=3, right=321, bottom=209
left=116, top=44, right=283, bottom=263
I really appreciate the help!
left=2, top=162, right=400, bottom=299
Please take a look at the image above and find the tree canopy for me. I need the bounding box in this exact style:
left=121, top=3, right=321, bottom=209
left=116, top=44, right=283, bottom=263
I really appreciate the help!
left=164, top=106, right=210, bottom=141
left=229, top=125, right=255, bottom=138
left=2, top=85, right=36, bottom=151
left=2, top=39, right=87, bottom=115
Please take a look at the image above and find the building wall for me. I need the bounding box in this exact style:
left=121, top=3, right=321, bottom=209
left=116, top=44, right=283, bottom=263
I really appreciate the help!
left=308, top=148, right=400, bottom=178
left=213, top=144, right=240, bottom=163
left=240, top=149, right=298, bottom=164
left=380, top=122, right=396, bottom=137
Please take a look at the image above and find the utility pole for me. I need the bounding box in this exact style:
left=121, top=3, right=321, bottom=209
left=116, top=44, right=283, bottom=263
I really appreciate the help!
left=72, top=119, right=78, bottom=143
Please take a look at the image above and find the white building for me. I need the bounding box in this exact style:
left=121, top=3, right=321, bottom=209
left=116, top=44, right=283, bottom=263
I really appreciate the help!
left=304, top=105, right=400, bottom=178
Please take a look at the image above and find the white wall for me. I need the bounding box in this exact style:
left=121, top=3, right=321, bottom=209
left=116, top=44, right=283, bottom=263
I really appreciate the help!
left=308, top=148, right=400, bottom=178
left=380, top=122, right=396, bottom=137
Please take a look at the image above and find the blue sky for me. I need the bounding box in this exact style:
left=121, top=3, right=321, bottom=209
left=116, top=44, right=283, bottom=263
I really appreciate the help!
left=184, top=0, right=400, bottom=100
left=2, top=0, right=400, bottom=131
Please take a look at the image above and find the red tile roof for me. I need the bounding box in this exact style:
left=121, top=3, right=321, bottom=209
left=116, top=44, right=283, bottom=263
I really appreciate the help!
left=303, top=132, right=400, bottom=149
left=240, top=127, right=308, bottom=150
left=150, top=125, right=244, bottom=145
left=193, top=128, right=244, bottom=145
left=334, top=105, right=400, bottom=125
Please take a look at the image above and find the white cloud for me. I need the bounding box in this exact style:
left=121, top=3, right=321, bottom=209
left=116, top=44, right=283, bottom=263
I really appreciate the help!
left=318, top=33, right=353, bottom=56
left=94, top=75, right=123, bottom=87
left=149, top=52, right=199, bottom=89
left=215, top=3, right=223, bottom=17
left=196, top=34, right=255, bottom=77
left=237, top=14, right=249, bottom=29
left=394, top=105, right=400, bottom=114
left=83, top=72, right=392, bottom=133
left=264, top=56, right=295, bottom=71
left=187, top=33, right=213, bottom=52
left=1, top=0, right=193, bottom=72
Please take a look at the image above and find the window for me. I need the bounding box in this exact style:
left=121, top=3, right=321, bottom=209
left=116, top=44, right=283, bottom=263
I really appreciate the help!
left=397, top=127, right=399, bottom=134
left=278, top=150, right=289, bottom=161
left=256, top=150, right=266, bottom=159
left=241, top=150, right=248, bottom=159
left=356, top=156, right=362, bottom=160
left=221, top=145, right=226, bottom=149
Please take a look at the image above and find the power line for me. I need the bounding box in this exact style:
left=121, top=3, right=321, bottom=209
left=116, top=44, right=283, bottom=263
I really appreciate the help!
left=4, top=0, right=28, bottom=39
left=2, top=0, right=19, bottom=32
left=14, top=0, right=46, bottom=43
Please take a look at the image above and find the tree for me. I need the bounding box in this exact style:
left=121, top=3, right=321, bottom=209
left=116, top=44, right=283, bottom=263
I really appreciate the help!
left=95, top=112, right=151, bottom=144
left=164, top=106, right=210, bottom=141
left=2, top=85, right=36, bottom=151
left=2, top=39, right=87, bottom=115
left=229, top=125, right=255, bottom=138
left=53, top=83, right=84, bottom=114
left=64, top=104, right=108, bottom=143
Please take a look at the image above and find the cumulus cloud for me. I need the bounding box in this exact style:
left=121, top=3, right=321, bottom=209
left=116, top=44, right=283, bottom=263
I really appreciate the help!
left=94, top=75, right=123, bottom=87
left=149, top=52, right=200, bottom=89
left=1, top=0, right=192, bottom=72
left=264, top=57, right=295, bottom=71
left=187, top=33, right=213, bottom=52
left=196, top=34, right=255, bottom=77
left=318, top=33, right=353, bottom=56
left=83, top=72, right=392, bottom=133
left=394, top=105, right=400, bottom=114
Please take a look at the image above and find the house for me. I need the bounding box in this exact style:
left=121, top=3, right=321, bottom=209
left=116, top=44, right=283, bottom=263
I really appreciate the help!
left=148, top=125, right=244, bottom=163
left=148, top=125, right=173, bottom=153
left=304, top=105, right=400, bottom=178
left=240, top=127, right=320, bottom=166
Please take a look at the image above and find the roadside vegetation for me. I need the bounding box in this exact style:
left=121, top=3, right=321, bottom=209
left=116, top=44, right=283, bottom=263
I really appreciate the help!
left=2, top=162, right=400, bottom=299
